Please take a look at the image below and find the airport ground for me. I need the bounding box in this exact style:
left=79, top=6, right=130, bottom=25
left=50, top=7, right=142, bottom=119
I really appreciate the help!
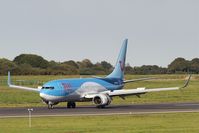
left=0, top=113, right=199, bottom=133
left=0, top=74, right=198, bottom=107
left=0, top=74, right=199, bottom=132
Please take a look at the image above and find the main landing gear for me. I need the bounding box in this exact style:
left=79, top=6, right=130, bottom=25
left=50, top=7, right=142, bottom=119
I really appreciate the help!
left=67, top=102, right=76, bottom=108
left=46, top=101, right=76, bottom=109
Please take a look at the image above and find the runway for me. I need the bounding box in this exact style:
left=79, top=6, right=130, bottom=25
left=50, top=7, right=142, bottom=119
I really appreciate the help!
left=1, top=102, right=199, bottom=118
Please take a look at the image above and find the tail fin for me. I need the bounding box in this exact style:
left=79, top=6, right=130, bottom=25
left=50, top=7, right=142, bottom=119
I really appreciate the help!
left=107, top=39, right=128, bottom=79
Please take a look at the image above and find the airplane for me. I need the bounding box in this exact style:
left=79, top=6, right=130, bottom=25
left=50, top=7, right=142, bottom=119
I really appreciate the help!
left=7, top=39, right=191, bottom=109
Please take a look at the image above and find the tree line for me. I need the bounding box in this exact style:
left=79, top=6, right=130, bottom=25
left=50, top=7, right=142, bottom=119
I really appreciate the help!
left=0, top=54, right=198, bottom=75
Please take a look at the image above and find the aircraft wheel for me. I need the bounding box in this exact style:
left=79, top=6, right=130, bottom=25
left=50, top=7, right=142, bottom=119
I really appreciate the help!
left=71, top=102, right=76, bottom=108
left=48, top=104, right=53, bottom=109
left=97, top=105, right=105, bottom=109
left=67, top=102, right=76, bottom=108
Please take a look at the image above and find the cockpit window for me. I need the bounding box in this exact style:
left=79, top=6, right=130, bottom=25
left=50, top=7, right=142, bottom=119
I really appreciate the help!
left=42, top=86, right=54, bottom=90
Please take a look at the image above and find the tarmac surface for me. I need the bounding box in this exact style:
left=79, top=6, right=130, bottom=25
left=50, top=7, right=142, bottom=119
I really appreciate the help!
left=0, top=102, right=199, bottom=118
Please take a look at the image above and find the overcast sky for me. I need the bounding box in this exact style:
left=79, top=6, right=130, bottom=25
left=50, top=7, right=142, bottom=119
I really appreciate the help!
left=0, top=0, right=198, bottom=67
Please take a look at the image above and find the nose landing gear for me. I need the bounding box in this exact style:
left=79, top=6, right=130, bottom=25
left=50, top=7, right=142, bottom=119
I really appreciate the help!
left=46, top=101, right=58, bottom=109
left=48, top=103, right=54, bottom=109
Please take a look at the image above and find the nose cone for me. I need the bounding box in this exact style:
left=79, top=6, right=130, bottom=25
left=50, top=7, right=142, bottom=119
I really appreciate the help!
left=40, top=92, right=53, bottom=101
left=40, top=93, right=49, bottom=101
left=40, top=92, right=63, bottom=102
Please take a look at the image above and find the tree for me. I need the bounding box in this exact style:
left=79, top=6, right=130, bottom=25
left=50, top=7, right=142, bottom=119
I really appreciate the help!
left=101, top=61, right=112, bottom=70
left=125, top=63, right=134, bottom=74
left=0, top=58, right=17, bottom=75
left=132, top=65, right=167, bottom=75
left=1, top=53, right=199, bottom=75
left=13, top=54, right=49, bottom=69
left=78, top=59, right=94, bottom=75
left=17, top=64, right=37, bottom=75
left=190, top=58, right=199, bottom=73
left=92, top=63, right=106, bottom=75
left=168, top=58, right=189, bottom=73
left=80, top=59, right=93, bottom=68
left=62, top=60, right=79, bottom=69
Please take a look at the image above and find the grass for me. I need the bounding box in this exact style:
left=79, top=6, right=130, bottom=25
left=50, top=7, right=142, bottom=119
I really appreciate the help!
left=0, top=75, right=199, bottom=133
left=0, top=113, right=199, bottom=133
left=0, top=74, right=199, bottom=107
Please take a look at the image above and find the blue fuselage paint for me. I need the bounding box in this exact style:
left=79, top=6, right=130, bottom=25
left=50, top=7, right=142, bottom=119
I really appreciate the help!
left=40, top=78, right=124, bottom=102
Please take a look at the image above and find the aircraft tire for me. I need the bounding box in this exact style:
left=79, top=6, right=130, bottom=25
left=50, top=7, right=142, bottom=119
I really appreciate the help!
left=97, top=105, right=105, bottom=109
left=67, top=102, right=76, bottom=108
left=48, top=104, right=53, bottom=109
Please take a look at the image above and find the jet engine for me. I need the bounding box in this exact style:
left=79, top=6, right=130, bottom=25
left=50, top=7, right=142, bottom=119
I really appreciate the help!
left=93, top=94, right=111, bottom=107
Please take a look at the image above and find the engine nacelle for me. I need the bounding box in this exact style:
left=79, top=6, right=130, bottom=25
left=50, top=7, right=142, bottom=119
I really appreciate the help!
left=93, top=94, right=111, bottom=107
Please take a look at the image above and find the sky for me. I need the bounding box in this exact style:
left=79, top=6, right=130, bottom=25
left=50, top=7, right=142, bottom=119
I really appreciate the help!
left=0, top=0, right=198, bottom=67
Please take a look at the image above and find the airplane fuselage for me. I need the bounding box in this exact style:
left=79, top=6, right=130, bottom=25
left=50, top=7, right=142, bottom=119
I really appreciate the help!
left=40, top=78, right=124, bottom=104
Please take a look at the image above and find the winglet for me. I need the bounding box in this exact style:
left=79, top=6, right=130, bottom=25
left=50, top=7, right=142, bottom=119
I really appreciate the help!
left=180, top=74, right=192, bottom=89
left=8, top=71, right=11, bottom=86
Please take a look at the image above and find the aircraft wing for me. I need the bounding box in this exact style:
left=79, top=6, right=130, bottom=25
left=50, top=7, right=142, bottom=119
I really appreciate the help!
left=108, top=75, right=191, bottom=97
left=84, top=75, right=191, bottom=99
left=7, top=72, right=40, bottom=92
left=106, top=87, right=179, bottom=97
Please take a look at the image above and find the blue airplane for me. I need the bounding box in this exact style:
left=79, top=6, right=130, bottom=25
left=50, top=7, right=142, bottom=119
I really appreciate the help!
left=7, top=39, right=191, bottom=109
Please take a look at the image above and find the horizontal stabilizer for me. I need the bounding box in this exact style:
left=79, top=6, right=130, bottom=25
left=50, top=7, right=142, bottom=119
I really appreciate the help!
left=123, top=77, right=157, bottom=84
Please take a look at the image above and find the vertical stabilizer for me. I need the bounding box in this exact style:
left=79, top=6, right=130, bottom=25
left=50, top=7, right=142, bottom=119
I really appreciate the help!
left=107, top=39, right=128, bottom=79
